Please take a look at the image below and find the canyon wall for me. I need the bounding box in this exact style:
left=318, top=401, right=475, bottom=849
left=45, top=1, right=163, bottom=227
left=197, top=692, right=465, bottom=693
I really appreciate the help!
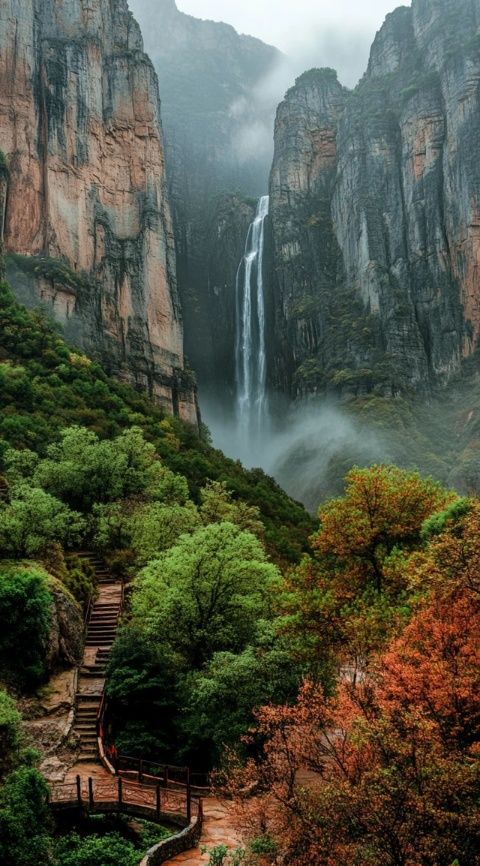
left=269, top=0, right=480, bottom=398
left=136, top=0, right=279, bottom=395
left=0, top=0, right=197, bottom=423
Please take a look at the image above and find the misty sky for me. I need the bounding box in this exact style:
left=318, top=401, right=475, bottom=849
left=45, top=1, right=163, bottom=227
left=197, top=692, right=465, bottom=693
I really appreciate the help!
left=130, top=0, right=409, bottom=86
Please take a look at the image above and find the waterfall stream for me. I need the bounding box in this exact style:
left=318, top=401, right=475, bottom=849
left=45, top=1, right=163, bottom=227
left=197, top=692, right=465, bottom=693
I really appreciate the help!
left=235, top=195, right=270, bottom=439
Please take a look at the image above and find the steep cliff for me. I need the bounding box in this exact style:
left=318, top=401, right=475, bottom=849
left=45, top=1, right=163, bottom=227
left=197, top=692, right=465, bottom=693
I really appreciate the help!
left=131, top=0, right=280, bottom=392
left=269, top=0, right=480, bottom=398
left=0, top=0, right=197, bottom=423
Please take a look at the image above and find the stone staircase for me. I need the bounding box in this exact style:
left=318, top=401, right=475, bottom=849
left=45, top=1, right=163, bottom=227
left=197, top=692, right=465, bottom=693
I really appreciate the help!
left=73, top=555, right=123, bottom=763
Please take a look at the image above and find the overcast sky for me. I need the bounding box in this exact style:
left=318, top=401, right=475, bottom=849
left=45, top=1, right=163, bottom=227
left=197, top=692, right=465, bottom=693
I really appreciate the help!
left=130, top=0, right=408, bottom=86
left=175, top=0, right=405, bottom=52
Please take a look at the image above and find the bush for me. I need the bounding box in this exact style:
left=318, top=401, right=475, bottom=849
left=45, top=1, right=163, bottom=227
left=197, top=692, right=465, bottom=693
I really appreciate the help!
left=62, top=555, right=97, bottom=611
left=54, top=832, right=138, bottom=866
left=0, top=568, right=53, bottom=689
left=0, top=768, right=52, bottom=866
left=0, top=691, right=22, bottom=780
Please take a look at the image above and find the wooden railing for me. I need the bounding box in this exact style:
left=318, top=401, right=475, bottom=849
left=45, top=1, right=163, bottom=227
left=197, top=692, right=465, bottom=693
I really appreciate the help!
left=49, top=774, right=201, bottom=826
left=114, top=755, right=209, bottom=791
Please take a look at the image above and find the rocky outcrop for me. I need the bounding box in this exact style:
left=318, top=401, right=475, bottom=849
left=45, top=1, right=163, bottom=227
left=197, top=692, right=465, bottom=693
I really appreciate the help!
left=47, top=577, right=83, bottom=671
left=138, top=0, right=279, bottom=393
left=269, top=0, right=480, bottom=397
left=0, top=0, right=197, bottom=423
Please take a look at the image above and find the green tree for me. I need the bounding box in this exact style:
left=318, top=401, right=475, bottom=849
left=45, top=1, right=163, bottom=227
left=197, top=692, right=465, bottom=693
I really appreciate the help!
left=132, top=523, right=280, bottom=667
left=182, top=637, right=301, bottom=767
left=0, top=485, right=85, bottom=557
left=0, top=568, right=53, bottom=688
left=0, top=768, right=52, bottom=866
left=106, top=627, right=182, bottom=760
left=130, top=501, right=200, bottom=562
left=199, top=480, right=265, bottom=539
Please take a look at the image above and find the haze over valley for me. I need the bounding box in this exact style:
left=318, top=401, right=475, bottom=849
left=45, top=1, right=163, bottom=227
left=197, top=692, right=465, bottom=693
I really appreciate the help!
left=0, top=3, right=479, bottom=865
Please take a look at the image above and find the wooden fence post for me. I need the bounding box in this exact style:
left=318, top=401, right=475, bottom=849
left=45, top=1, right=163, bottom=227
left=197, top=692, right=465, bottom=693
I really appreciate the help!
left=76, top=775, right=82, bottom=808
left=139, top=759, right=143, bottom=783
left=88, top=777, right=94, bottom=810
left=118, top=777, right=123, bottom=808
left=156, top=784, right=161, bottom=820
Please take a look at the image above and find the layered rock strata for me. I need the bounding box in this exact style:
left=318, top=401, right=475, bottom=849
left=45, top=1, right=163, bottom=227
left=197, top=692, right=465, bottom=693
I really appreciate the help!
left=137, top=0, right=280, bottom=393
left=269, top=0, right=480, bottom=397
left=0, top=0, right=197, bottom=422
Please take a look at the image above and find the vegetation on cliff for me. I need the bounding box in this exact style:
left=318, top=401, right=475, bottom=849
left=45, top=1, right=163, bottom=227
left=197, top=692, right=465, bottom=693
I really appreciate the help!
left=0, top=283, right=314, bottom=565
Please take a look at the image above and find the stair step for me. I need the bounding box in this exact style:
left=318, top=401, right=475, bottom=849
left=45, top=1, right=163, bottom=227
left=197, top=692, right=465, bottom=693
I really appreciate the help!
left=87, top=627, right=117, bottom=632
left=88, top=627, right=116, bottom=631
left=80, top=672, right=106, bottom=679
left=76, top=695, right=101, bottom=704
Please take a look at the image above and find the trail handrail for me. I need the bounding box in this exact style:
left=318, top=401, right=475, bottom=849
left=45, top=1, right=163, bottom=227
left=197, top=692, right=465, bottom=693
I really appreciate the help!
left=49, top=774, right=200, bottom=825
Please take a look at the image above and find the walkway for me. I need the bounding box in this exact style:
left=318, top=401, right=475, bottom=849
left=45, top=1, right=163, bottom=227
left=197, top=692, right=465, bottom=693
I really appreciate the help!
left=52, top=554, right=241, bottom=864
left=162, top=798, right=241, bottom=865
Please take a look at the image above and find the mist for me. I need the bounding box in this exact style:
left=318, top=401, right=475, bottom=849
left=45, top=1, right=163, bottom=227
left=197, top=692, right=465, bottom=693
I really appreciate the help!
left=201, top=395, right=390, bottom=512
left=129, top=0, right=407, bottom=176
left=172, top=0, right=406, bottom=88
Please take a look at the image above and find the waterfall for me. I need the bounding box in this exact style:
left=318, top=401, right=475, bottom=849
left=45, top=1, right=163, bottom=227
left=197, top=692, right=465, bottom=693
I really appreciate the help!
left=235, top=195, right=270, bottom=439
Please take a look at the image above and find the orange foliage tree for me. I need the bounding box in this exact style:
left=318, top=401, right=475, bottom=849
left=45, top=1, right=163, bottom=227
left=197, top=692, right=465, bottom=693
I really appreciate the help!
left=314, top=465, right=451, bottom=592
left=231, top=581, right=480, bottom=866
left=280, top=467, right=453, bottom=680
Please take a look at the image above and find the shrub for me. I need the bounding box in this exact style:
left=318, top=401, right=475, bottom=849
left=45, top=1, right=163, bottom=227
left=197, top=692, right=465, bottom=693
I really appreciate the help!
left=0, top=768, right=52, bottom=866
left=54, top=832, right=139, bottom=866
left=0, top=691, right=22, bottom=780
left=0, top=568, right=53, bottom=689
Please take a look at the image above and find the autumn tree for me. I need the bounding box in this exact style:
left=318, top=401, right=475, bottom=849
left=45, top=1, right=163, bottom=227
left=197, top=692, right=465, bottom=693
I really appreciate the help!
left=278, top=466, right=449, bottom=679
left=314, top=465, right=450, bottom=592
left=230, top=585, right=480, bottom=866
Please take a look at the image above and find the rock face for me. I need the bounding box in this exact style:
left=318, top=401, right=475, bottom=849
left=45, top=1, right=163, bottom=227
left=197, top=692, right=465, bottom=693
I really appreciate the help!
left=0, top=0, right=197, bottom=423
left=194, top=194, right=256, bottom=401
left=269, top=0, right=480, bottom=398
left=135, top=0, right=280, bottom=393
left=47, top=578, right=84, bottom=671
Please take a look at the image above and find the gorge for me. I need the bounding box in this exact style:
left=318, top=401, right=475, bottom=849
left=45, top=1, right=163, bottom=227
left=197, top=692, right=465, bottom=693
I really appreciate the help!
left=154, top=0, right=480, bottom=505
left=2, top=0, right=480, bottom=496
left=0, top=2, right=480, bottom=866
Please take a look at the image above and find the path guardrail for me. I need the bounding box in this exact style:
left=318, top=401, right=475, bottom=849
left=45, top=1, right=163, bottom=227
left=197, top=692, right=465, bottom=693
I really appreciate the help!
left=49, top=774, right=201, bottom=826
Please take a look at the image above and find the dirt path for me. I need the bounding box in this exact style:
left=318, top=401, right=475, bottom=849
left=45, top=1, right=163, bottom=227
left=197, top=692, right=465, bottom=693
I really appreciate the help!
left=162, top=797, right=241, bottom=865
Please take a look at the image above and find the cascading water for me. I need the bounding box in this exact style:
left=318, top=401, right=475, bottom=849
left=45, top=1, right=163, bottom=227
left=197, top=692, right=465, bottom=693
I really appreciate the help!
left=235, top=195, right=270, bottom=442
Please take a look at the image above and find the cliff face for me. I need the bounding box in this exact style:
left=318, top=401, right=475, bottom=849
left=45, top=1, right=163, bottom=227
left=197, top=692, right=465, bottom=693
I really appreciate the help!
left=0, top=0, right=197, bottom=423
left=133, top=0, right=280, bottom=392
left=269, top=0, right=480, bottom=398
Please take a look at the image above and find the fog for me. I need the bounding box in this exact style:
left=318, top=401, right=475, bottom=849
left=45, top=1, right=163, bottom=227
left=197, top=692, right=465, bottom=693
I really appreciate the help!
left=130, top=0, right=407, bottom=89
left=201, top=395, right=390, bottom=512
left=126, top=0, right=413, bottom=510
